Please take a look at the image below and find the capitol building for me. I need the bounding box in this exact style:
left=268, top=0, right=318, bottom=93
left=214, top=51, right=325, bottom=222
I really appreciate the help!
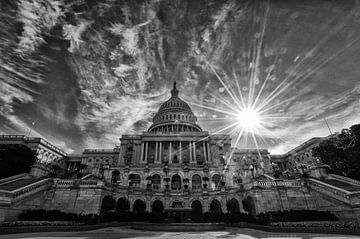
left=0, top=82, right=360, bottom=223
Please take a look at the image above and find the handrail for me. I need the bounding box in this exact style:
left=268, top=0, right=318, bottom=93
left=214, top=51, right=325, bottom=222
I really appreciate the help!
left=12, top=178, right=53, bottom=199
left=327, top=174, right=360, bottom=186
left=0, top=173, right=30, bottom=185
left=0, top=178, right=54, bottom=202
left=308, top=178, right=351, bottom=194
left=306, top=178, right=358, bottom=205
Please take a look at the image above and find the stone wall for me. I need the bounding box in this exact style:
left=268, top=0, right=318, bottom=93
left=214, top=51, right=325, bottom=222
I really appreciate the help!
left=309, top=189, right=360, bottom=222
left=246, top=186, right=316, bottom=214
left=0, top=189, right=51, bottom=221
left=45, top=181, right=103, bottom=215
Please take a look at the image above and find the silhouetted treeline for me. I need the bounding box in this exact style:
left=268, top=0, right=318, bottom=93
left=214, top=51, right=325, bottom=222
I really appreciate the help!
left=0, top=144, right=36, bottom=179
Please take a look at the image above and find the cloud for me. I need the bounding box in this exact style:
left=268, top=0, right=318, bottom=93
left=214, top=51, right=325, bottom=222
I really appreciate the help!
left=63, top=20, right=93, bottom=53
left=76, top=90, right=168, bottom=148
left=16, top=0, right=63, bottom=54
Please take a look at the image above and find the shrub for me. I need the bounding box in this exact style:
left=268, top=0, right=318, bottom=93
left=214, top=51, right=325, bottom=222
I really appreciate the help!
left=18, top=209, right=98, bottom=224
left=149, top=212, right=164, bottom=223
left=256, top=210, right=338, bottom=225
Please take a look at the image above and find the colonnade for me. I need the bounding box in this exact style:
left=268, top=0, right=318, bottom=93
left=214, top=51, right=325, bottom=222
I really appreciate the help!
left=140, top=140, right=211, bottom=164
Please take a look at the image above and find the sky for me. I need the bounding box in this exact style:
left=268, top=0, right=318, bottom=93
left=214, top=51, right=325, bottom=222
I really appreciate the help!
left=0, top=0, right=360, bottom=154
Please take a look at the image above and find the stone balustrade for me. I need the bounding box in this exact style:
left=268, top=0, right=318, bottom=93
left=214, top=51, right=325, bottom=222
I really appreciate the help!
left=83, top=149, right=119, bottom=153
left=0, top=178, right=54, bottom=204
left=56, top=179, right=100, bottom=188
left=307, top=178, right=352, bottom=204
left=328, top=174, right=360, bottom=186
left=12, top=179, right=53, bottom=200
left=242, top=179, right=302, bottom=190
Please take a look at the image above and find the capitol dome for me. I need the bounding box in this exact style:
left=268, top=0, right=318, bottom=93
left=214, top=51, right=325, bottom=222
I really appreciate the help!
left=148, top=82, right=202, bottom=133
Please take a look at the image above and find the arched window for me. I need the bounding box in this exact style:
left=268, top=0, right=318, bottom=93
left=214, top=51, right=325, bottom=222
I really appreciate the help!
left=192, top=174, right=202, bottom=190
left=171, top=174, right=181, bottom=190
left=212, top=174, right=221, bottom=189
left=129, top=174, right=141, bottom=187
left=173, top=155, right=178, bottom=163
left=111, top=170, right=120, bottom=183
left=152, top=174, right=161, bottom=190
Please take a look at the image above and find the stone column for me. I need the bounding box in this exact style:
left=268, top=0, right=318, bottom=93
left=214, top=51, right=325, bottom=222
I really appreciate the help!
left=179, top=141, right=182, bottom=163
left=144, top=142, right=148, bottom=163
left=189, top=142, right=192, bottom=162
left=207, top=142, right=211, bottom=162
left=140, top=142, right=144, bottom=162
left=118, top=145, right=124, bottom=165
left=203, top=141, right=207, bottom=161
left=155, top=141, right=158, bottom=163
left=169, top=141, right=172, bottom=162
left=193, top=142, right=196, bottom=162
left=159, top=141, right=162, bottom=162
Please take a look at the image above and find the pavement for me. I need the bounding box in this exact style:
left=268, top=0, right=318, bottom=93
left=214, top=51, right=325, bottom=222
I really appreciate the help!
left=0, top=227, right=359, bottom=239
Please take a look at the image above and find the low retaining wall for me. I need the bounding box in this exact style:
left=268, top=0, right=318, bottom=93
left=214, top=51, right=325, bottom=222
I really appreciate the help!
left=0, top=222, right=126, bottom=235
left=131, top=222, right=226, bottom=232
left=229, top=222, right=360, bottom=236
left=1, top=221, right=360, bottom=235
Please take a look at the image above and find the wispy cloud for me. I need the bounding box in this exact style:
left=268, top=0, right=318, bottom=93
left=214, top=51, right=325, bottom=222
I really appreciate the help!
left=16, top=0, right=63, bottom=54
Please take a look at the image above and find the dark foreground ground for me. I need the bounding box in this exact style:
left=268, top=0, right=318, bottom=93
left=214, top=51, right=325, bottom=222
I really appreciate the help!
left=0, top=226, right=358, bottom=239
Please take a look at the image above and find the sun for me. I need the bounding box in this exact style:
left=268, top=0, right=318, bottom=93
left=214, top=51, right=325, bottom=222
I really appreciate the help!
left=236, top=108, right=261, bottom=132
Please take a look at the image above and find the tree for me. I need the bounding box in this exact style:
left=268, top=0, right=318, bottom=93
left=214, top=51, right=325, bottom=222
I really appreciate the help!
left=313, top=124, right=360, bottom=180
left=0, top=144, right=36, bottom=179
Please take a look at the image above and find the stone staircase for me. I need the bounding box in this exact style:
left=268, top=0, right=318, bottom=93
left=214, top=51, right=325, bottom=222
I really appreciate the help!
left=307, top=175, right=360, bottom=207
left=0, top=177, right=42, bottom=191
left=0, top=174, right=54, bottom=206
left=318, top=178, right=360, bottom=192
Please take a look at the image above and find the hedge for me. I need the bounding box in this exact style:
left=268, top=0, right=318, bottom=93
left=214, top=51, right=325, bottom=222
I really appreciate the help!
left=18, top=209, right=99, bottom=224
left=257, top=210, right=338, bottom=225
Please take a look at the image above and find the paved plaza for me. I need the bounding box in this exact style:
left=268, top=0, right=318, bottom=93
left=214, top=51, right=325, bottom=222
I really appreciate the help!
left=0, top=227, right=358, bottom=239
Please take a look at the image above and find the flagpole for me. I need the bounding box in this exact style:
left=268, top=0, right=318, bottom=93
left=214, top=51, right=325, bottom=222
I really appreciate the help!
left=323, top=118, right=333, bottom=135
left=27, top=122, right=35, bottom=137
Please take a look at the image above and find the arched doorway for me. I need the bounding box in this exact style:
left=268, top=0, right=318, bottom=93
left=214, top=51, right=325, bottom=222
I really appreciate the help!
left=191, top=200, right=203, bottom=222
left=116, top=197, right=130, bottom=213
left=100, top=195, right=115, bottom=214
left=171, top=174, right=181, bottom=190
left=242, top=196, right=256, bottom=218
left=209, top=199, right=222, bottom=222
left=227, top=198, right=240, bottom=214
left=133, top=199, right=146, bottom=215
left=152, top=200, right=164, bottom=213
left=111, top=170, right=120, bottom=183
left=151, top=200, right=164, bottom=222
left=210, top=199, right=222, bottom=213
